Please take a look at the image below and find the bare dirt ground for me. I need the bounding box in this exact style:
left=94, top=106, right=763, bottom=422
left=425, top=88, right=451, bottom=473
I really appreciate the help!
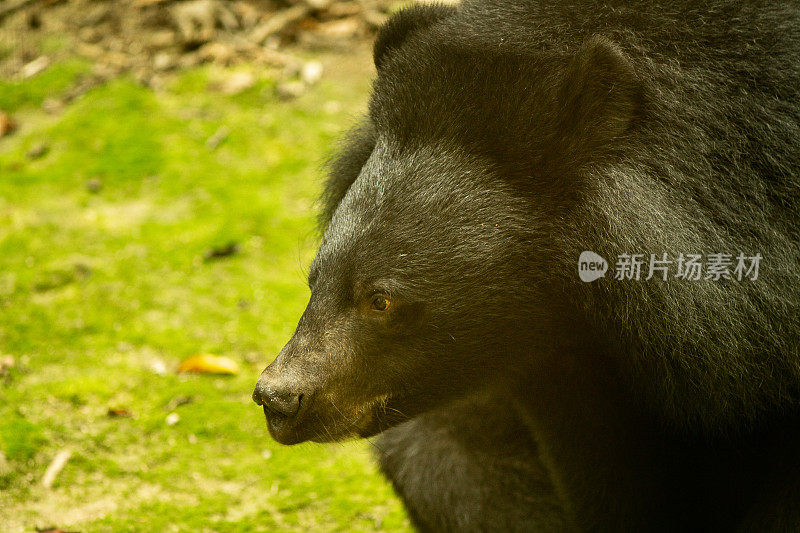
left=1, top=0, right=392, bottom=108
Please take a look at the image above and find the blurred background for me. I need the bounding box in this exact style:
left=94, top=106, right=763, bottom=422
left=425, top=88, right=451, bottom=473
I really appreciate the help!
left=0, top=0, right=428, bottom=530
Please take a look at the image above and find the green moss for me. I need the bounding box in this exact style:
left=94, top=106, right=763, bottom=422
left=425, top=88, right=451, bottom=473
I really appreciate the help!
left=0, top=413, right=46, bottom=462
left=0, top=58, right=89, bottom=111
left=0, top=52, right=407, bottom=531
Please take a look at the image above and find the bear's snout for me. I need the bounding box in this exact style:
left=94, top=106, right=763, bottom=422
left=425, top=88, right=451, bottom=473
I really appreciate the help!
left=252, top=380, right=302, bottom=418
left=253, top=369, right=311, bottom=445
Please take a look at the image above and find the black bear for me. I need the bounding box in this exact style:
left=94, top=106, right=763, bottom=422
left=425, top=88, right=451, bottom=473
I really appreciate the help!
left=253, top=0, right=800, bottom=530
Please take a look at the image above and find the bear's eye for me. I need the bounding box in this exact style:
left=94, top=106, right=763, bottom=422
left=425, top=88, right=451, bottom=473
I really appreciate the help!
left=371, top=295, right=391, bottom=312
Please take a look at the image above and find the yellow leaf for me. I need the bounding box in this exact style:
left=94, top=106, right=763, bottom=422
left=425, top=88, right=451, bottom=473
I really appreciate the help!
left=177, top=354, right=239, bottom=375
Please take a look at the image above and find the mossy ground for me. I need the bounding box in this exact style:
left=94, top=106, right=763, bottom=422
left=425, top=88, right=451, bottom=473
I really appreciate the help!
left=0, top=45, right=411, bottom=532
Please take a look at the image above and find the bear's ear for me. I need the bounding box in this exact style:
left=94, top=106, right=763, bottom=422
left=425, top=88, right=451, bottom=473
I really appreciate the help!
left=555, top=35, right=642, bottom=154
left=373, top=3, right=457, bottom=70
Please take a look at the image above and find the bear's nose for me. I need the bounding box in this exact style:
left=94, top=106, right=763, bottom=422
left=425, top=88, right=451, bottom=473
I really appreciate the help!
left=253, top=382, right=302, bottom=418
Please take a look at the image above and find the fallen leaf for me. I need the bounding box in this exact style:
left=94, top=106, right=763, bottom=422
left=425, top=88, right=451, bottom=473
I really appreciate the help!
left=0, top=111, right=16, bottom=137
left=203, top=241, right=239, bottom=261
left=178, top=354, right=239, bottom=375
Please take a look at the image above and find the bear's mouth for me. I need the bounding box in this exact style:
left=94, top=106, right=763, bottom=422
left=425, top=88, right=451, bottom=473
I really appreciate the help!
left=264, top=406, right=308, bottom=445
left=262, top=394, right=309, bottom=445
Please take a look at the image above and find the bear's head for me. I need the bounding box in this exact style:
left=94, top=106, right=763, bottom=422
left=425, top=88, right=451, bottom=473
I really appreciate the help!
left=254, top=3, right=642, bottom=444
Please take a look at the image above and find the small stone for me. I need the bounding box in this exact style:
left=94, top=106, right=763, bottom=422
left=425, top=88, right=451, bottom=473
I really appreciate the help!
left=300, top=61, right=323, bottom=86
left=26, top=142, right=49, bottom=160
left=275, top=80, right=306, bottom=100
left=150, top=359, right=168, bottom=376
left=166, top=412, right=180, bottom=426
left=261, top=449, right=273, bottom=460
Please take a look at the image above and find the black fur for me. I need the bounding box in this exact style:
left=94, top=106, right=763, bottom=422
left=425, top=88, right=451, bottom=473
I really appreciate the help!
left=256, top=0, right=800, bottom=530
left=377, top=390, right=568, bottom=532
left=372, top=3, right=457, bottom=71
left=321, top=120, right=377, bottom=227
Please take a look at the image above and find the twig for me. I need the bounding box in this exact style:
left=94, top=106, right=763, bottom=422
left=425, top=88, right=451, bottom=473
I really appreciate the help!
left=250, top=4, right=311, bottom=44
left=42, top=449, right=72, bottom=489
